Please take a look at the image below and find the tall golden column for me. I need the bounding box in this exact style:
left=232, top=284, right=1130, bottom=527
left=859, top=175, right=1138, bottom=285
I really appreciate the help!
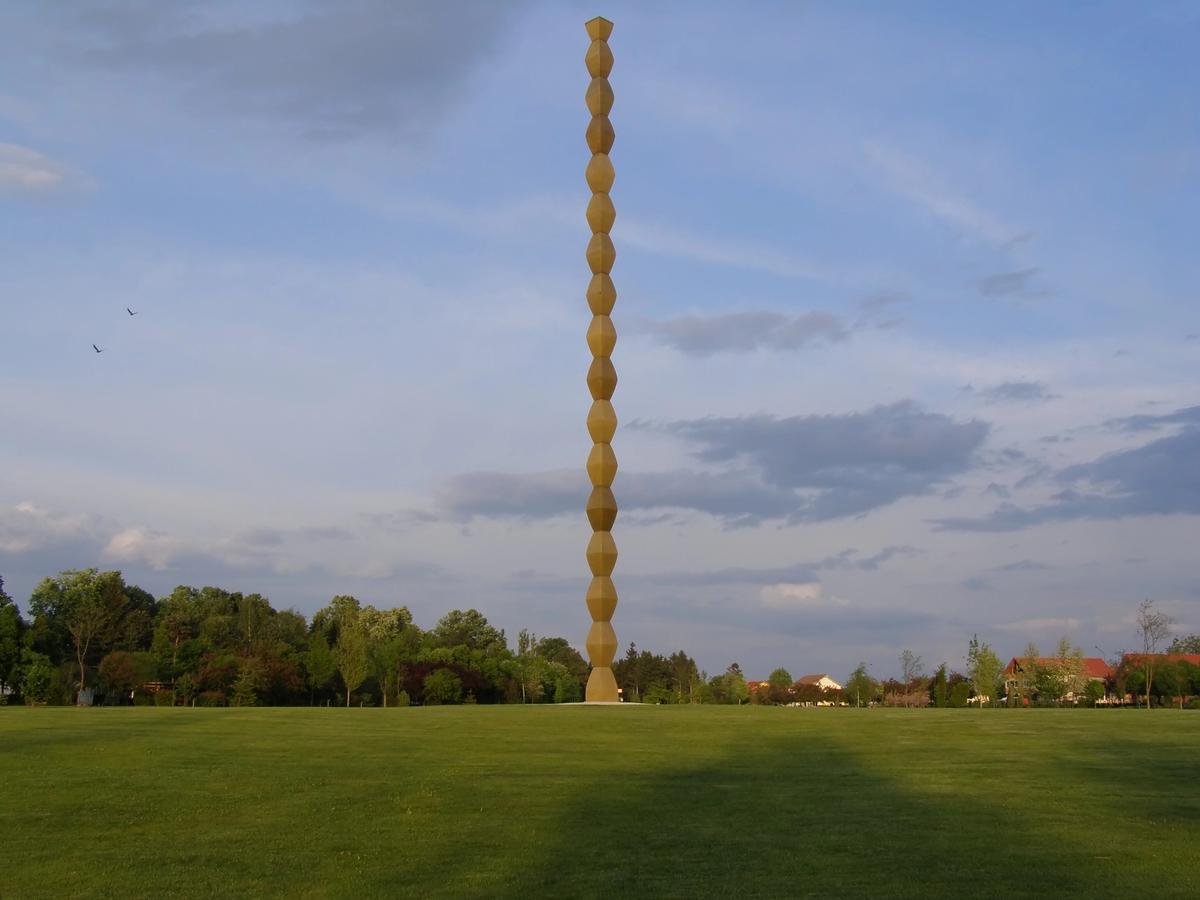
left=583, top=15, right=620, bottom=702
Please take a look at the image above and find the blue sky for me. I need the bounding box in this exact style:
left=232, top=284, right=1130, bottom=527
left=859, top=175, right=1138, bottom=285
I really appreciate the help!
left=2, top=1, right=1198, bottom=680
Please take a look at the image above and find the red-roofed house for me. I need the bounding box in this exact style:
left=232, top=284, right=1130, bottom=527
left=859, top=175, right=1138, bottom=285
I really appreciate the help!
left=1003, top=656, right=1113, bottom=703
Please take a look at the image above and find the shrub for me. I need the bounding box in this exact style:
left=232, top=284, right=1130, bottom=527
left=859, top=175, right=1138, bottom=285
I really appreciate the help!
left=196, top=691, right=226, bottom=707
left=133, top=692, right=154, bottom=706
left=154, top=691, right=175, bottom=707
left=423, top=669, right=463, bottom=705
left=395, top=690, right=410, bottom=707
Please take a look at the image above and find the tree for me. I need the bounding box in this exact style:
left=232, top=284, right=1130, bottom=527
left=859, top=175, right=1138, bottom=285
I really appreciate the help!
left=767, top=667, right=793, bottom=705
left=334, top=623, right=369, bottom=707
left=28, top=569, right=125, bottom=703
left=717, top=663, right=749, bottom=705
left=98, top=650, right=156, bottom=701
left=0, top=576, right=24, bottom=697
left=304, top=632, right=336, bottom=704
left=845, top=663, right=874, bottom=708
left=899, top=650, right=924, bottom=708
left=429, top=609, right=506, bottom=653
left=515, top=629, right=547, bottom=703
left=372, top=632, right=418, bottom=708
left=1169, top=634, right=1200, bottom=654
left=929, top=664, right=948, bottom=708
left=423, top=668, right=463, bottom=705
left=1136, top=598, right=1173, bottom=709
left=21, top=650, right=53, bottom=704
left=966, top=635, right=1002, bottom=706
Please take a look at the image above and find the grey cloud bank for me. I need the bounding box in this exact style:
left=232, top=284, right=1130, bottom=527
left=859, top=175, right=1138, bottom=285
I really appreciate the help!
left=935, top=405, right=1200, bottom=531
left=644, top=310, right=849, bottom=356
left=438, top=403, right=989, bottom=525
left=48, top=1, right=523, bottom=143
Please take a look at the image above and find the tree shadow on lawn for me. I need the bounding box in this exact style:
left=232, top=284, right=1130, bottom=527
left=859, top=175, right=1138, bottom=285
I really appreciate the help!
left=472, top=725, right=1188, bottom=900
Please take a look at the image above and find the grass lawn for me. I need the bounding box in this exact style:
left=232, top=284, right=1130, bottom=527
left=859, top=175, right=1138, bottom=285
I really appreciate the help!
left=2, top=706, right=1198, bottom=899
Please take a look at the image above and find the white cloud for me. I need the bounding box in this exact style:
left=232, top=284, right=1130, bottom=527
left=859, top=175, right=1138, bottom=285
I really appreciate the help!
left=102, top=527, right=184, bottom=571
left=0, top=501, right=103, bottom=553
left=0, top=142, right=90, bottom=195
left=863, top=140, right=1018, bottom=247
left=760, top=581, right=848, bottom=610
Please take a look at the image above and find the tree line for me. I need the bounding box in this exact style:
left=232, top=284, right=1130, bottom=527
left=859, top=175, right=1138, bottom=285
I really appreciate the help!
left=0, top=570, right=734, bottom=707
left=3, top=571, right=1195, bottom=709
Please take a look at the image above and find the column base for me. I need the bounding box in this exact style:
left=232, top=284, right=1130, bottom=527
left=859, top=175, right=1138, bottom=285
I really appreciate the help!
left=585, top=666, right=619, bottom=702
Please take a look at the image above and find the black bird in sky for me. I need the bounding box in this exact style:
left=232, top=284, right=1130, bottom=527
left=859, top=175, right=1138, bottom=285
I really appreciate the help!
left=126, top=307, right=138, bottom=316
left=92, top=343, right=104, bottom=353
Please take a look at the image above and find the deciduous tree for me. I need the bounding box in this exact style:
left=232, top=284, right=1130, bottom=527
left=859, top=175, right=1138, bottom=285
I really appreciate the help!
left=1136, top=598, right=1173, bottom=709
left=967, top=636, right=1002, bottom=706
left=334, top=623, right=369, bottom=707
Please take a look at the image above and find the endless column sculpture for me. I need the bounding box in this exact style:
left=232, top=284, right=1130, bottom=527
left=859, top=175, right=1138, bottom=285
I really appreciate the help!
left=583, top=16, right=620, bottom=702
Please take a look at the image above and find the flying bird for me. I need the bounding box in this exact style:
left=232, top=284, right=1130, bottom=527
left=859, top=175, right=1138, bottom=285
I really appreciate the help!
left=126, top=307, right=138, bottom=316
left=92, top=344, right=104, bottom=353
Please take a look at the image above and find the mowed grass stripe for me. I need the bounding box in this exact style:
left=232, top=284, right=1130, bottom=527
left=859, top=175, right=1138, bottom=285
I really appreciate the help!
left=2, top=707, right=1198, bottom=898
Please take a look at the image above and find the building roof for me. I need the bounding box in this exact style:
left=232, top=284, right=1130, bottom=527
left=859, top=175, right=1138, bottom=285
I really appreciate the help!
left=1120, top=653, right=1200, bottom=667
left=1004, top=657, right=1113, bottom=680
left=796, top=673, right=829, bottom=684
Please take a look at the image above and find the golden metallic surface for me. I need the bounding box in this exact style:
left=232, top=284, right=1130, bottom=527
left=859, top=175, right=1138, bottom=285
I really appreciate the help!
left=587, top=399, right=617, bottom=443
left=586, top=193, right=616, bottom=233
left=586, top=485, right=618, bottom=531
left=584, top=17, right=619, bottom=704
left=585, top=40, right=614, bottom=78
left=586, top=441, right=618, bottom=487
left=586, top=77, right=614, bottom=116
left=586, top=575, right=619, bottom=620
left=586, top=666, right=619, bottom=701
left=585, top=115, right=615, bottom=154
left=586, top=530, right=618, bottom=576
left=586, top=274, right=616, bottom=315
left=587, top=356, right=617, bottom=400
left=586, top=314, right=617, bottom=356
left=586, top=620, right=618, bottom=665
left=585, top=16, right=613, bottom=41
left=585, top=154, right=615, bottom=192
left=586, top=233, right=616, bottom=274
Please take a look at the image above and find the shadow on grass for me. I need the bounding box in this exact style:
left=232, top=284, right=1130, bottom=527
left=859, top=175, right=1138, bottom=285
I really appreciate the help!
left=469, top=723, right=1185, bottom=899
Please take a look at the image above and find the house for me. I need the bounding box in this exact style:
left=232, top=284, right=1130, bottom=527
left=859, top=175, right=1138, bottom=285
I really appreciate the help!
left=1003, top=656, right=1112, bottom=702
left=795, top=673, right=843, bottom=692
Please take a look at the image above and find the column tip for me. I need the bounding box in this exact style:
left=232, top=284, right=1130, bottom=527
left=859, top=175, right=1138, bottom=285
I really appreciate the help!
left=585, top=16, right=614, bottom=40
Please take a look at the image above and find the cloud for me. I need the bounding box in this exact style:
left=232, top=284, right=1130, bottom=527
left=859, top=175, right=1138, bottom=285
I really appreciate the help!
left=760, top=581, right=846, bottom=610
left=996, top=617, right=1082, bottom=634
left=102, top=526, right=185, bottom=571
left=994, top=559, right=1053, bottom=573
left=0, top=501, right=105, bottom=553
left=863, top=140, right=1019, bottom=246
left=973, top=380, right=1058, bottom=403
left=654, top=401, right=990, bottom=520
left=975, top=268, right=1043, bottom=299
left=439, top=403, right=988, bottom=526
left=0, top=142, right=90, bottom=195
left=642, top=310, right=849, bottom=356
left=857, top=292, right=910, bottom=314
left=65, top=1, right=524, bottom=143
left=934, top=405, right=1200, bottom=531
left=619, top=218, right=849, bottom=283
left=1104, top=405, right=1200, bottom=434
left=437, top=468, right=798, bottom=526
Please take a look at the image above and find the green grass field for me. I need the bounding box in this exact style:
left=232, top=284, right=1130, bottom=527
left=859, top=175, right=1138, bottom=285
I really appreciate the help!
left=2, top=707, right=1198, bottom=899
